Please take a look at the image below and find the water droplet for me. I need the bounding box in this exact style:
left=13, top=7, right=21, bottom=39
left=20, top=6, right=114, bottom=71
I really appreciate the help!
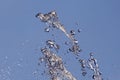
left=5, top=56, right=8, bottom=60
left=78, top=29, right=82, bottom=33
left=44, top=27, right=50, bottom=32
left=73, top=39, right=78, bottom=44
left=65, top=41, right=70, bottom=45
left=70, top=30, right=75, bottom=35
left=82, top=71, right=87, bottom=76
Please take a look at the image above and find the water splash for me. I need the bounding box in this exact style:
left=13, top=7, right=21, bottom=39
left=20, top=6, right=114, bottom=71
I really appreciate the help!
left=35, top=10, right=103, bottom=80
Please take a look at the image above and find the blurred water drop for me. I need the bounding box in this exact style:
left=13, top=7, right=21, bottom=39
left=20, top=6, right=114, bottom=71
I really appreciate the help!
left=82, top=71, right=87, bottom=76
left=65, top=41, right=70, bottom=45
left=73, top=39, right=78, bottom=44
left=0, top=66, right=11, bottom=80
left=16, top=58, right=23, bottom=68
left=33, top=70, right=38, bottom=75
left=78, top=29, right=82, bottom=33
left=17, top=63, right=22, bottom=67
left=46, top=40, right=54, bottom=48
left=45, top=27, right=50, bottom=32
left=70, top=30, right=75, bottom=35
left=5, top=56, right=8, bottom=60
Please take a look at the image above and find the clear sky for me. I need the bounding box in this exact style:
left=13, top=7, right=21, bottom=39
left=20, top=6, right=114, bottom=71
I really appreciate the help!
left=0, top=0, right=120, bottom=80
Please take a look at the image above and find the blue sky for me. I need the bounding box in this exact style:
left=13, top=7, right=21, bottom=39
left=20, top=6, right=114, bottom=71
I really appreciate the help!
left=0, top=0, right=120, bottom=80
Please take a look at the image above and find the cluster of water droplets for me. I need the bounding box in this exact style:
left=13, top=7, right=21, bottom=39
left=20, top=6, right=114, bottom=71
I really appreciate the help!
left=35, top=10, right=103, bottom=80
left=0, top=57, right=11, bottom=80
left=79, top=53, right=103, bottom=80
